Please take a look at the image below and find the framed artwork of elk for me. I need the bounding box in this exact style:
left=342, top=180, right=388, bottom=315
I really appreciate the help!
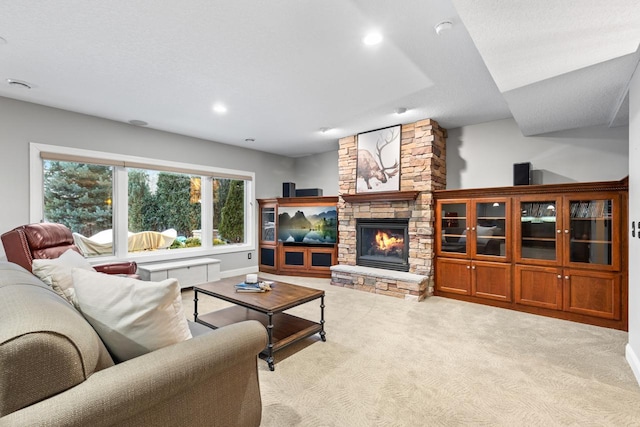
left=356, top=124, right=401, bottom=193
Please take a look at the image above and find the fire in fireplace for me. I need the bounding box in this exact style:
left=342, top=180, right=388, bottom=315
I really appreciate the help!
left=356, top=219, right=409, bottom=272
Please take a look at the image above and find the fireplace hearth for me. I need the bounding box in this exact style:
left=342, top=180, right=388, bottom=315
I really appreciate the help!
left=356, top=219, right=409, bottom=272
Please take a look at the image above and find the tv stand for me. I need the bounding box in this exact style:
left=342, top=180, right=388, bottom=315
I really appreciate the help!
left=258, top=197, right=338, bottom=278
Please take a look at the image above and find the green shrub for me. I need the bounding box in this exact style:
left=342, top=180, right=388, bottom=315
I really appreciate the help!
left=184, top=237, right=201, bottom=247
left=169, top=240, right=184, bottom=249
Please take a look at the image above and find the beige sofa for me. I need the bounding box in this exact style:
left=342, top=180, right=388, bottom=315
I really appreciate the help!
left=0, top=262, right=267, bottom=426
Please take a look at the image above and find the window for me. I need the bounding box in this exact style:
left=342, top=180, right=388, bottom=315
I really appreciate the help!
left=30, top=143, right=255, bottom=261
left=44, top=160, right=115, bottom=256
left=213, top=178, right=245, bottom=244
left=128, top=168, right=203, bottom=251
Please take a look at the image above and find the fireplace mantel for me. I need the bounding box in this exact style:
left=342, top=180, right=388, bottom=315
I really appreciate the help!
left=341, top=191, right=420, bottom=203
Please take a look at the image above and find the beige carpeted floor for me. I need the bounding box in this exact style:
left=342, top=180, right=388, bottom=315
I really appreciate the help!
left=181, top=274, right=640, bottom=427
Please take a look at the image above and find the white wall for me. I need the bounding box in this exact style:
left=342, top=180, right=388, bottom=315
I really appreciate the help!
left=446, top=118, right=629, bottom=189
left=293, top=150, right=339, bottom=196
left=0, top=97, right=296, bottom=272
left=627, top=65, right=640, bottom=386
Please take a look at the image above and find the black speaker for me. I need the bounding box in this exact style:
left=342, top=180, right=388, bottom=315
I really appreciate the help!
left=282, top=182, right=296, bottom=197
left=295, top=188, right=323, bottom=197
left=514, top=162, right=531, bottom=186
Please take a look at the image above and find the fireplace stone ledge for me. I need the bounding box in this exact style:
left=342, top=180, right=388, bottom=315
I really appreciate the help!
left=330, top=265, right=430, bottom=301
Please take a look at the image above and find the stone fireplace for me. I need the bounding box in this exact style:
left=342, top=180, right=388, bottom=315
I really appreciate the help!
left=330, top=119, right=446, bottom=301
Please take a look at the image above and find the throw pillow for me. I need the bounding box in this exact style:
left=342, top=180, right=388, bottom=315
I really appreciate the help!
left=476, top=225, right=497, bottom=245
left=32, top=249, right=96, bottom=305
left=72, top=268, right=192, bottom=362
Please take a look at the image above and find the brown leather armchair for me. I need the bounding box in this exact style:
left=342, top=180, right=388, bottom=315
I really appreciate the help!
left=1, top=223, right=137, bottom=275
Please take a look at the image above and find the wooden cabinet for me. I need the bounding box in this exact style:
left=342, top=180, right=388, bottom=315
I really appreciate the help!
left=258, top=199, right=278, bottom=273
left=515, top=193, right=620, bottom=270
left=514, top=265, right=621, bottom=320
left=435, top=178, right=628, bottom=330
left=436, top=197, right=512, bottom=302
left=473, top=260, right=512, bottom=302
left=436, top=258, right=511, bottom=301
left=279, top=245, right=336, bottom=274
left=514, top=264, right=563, bottom=310
left=258, top=197, right=338, bottom=278
left=562, top=269, right=621, bottom=320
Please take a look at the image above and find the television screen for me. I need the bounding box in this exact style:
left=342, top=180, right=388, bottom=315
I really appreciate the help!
left=278, top=205, right=337, bottom=244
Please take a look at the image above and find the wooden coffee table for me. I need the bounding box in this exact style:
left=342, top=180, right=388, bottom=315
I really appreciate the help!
left=193, top=276, right=326, bottom=371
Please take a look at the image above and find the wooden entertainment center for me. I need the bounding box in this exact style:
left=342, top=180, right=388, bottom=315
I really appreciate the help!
left=258, top=196, right=338, bottom=278
left=434, top=178, right=628, bottom=330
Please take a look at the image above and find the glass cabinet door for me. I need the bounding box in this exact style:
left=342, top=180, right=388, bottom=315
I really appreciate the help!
left=518, top=199, right=559, bottom=263
left=261, top=206, right=276, bottom=242
left=440, top=202, right=468, bottom=255
left=565, top=196, right=616, bottom=268
left=474, top=200, right=507, bottom=258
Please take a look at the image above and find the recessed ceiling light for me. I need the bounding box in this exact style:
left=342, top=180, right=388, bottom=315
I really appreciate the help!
left=319, top=127, right=331, bottom=133
left=6, top=78, right=32, bottom=89
left=434, top=21, right=453, bottom=35
left=363, top=32, right=383, bottom=46
left=212, top=103, right=227, bottom=114
left=245, top=138, right=255, bottom=142
left=395, top=107, right=408, bottom=115
left=128, top=119, right=148, bottom=126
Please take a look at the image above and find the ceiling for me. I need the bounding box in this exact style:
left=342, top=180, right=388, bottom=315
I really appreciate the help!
left=0, top=1, right=638, bottom=157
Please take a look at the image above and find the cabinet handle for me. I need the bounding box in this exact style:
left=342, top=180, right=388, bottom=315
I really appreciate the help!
left=472, top=266, right=476, bottom=270
left=557, top=230, right=561, bottom=234
left=565, top=275, right=569, bottom=280
left=466, top=227, right=470, bottom=231
left=466, top=265, right=470, bottom=269
left=557, top=275, right=561, bottom=279
left=471, top=227, right=476, bottom=231
left=564, top=230, right=569, bottom=234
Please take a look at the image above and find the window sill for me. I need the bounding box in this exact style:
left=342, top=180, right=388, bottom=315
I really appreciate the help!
left=87, top=243, right=255, bottom=266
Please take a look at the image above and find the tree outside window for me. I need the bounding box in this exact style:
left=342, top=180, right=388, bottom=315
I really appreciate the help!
left=43, top=160, right=113, bottom=248
left=218, top=179, right=245, bottom=243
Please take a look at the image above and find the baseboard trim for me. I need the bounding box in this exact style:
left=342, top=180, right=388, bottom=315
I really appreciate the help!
left=220, top=266, right=257, bottom=279
left=625, top=343, right=640, bottom=387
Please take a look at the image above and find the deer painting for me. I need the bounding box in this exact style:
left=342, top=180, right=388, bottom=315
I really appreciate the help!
left=357, top=126, right=400, bottom=191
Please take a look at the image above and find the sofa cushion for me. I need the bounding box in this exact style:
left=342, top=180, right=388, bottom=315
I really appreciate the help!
left=32, top=249, right=96, bottom=305
left=0, top=262, right=114, bottom=416
left=72, top=268, right=192, bottom=363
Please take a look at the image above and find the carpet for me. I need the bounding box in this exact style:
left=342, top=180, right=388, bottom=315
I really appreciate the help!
left=181, top=273, right=640, bottom=426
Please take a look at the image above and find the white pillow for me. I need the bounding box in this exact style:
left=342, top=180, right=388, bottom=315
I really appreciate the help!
left=72, top=268, right=192, bottom=362
left=476, top=225, right=496, bottom=244
left=32, top=249, right=96, bottom=304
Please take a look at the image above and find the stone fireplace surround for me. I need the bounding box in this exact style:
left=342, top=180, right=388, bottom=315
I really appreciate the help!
left=330, top=119, right=446, bottom=301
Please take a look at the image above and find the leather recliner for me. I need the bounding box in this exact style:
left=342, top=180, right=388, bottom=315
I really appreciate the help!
left=1, top=223, right=137, bottom=275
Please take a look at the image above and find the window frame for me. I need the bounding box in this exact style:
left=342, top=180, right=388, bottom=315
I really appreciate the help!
left=30, top=142, right=255, bottom=263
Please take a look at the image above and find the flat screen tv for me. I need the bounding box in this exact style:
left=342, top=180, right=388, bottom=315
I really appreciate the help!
left=278, top=205, right=337, bottom=245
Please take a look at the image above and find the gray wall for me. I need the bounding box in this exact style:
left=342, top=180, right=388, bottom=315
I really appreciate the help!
left=295, top=117, right=629, bottom=195
left=446, top=117, right=629, bottom=189
left=293, top=150, right=339, bottom=196
left=0, top=96, right=296, bottom=271
left=628, top=65, right=640, bottom=385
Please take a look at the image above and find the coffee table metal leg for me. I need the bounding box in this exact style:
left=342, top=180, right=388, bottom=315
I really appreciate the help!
left=193, top=289, right=199, bottom=322
left=320, top=295, right=326, bottom=342
left=267, top=311, right=275, bottom=371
